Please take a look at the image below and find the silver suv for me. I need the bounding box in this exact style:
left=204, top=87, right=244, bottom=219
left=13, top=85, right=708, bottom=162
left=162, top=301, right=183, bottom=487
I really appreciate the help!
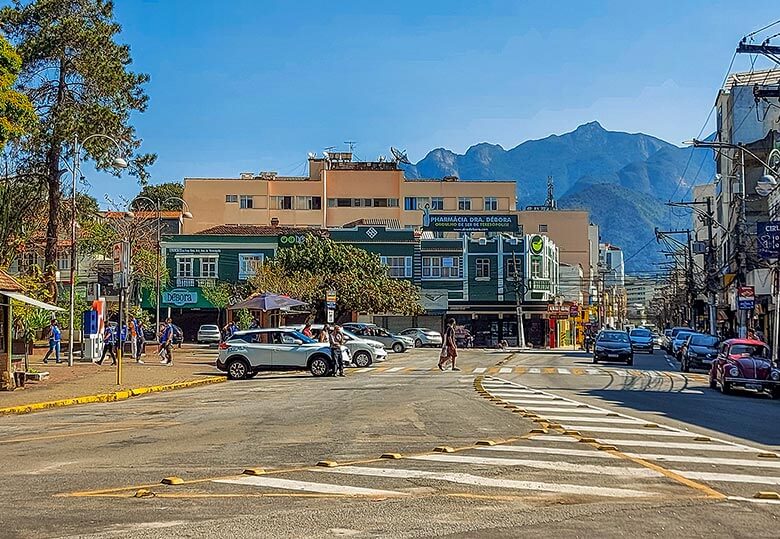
left=282, top=324, right=388, bottom=367
left=342, top=323, right=415, bottom=353
left=217, top=328, right=350, bottom=379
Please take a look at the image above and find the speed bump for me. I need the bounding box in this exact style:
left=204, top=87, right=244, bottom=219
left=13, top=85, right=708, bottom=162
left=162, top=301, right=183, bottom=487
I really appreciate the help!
left=243, top=468, right=266, bottom=475
left=381, top=453, right=402, bottom=460
left=161, top=476, right=184, bottom=485
left=597, top=444, right=618, bottom=451
left=694, top=436, right=711, bottom=442
left=475, top=440, right=497, bottom=446
left=754, top=491, right=780, bottom=500
left=529, top=428, right=548, bottom=434
left=434, top=446, right=455, bottom=453
left=578, top=437, right=597, bottom=443
left=758, top=452, right=779, bottom=459
left=316, top=460, right=338, bottom=467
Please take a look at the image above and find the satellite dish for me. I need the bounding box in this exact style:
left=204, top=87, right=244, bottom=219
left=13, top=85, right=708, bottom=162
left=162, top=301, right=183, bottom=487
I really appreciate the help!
left=390, top=146, right=411, bottom=165
left=308, top=152, right=316, bottom=159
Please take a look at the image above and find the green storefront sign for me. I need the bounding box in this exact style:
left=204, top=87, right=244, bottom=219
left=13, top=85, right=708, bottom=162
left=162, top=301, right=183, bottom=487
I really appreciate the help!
left=529, top=235, right=544, bottom=255
left=423, top=213, right=519, bottom=233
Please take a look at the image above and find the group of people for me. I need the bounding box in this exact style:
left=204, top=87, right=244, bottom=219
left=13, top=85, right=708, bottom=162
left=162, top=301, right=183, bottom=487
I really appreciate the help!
left=94, top=317, right=176, bottom=366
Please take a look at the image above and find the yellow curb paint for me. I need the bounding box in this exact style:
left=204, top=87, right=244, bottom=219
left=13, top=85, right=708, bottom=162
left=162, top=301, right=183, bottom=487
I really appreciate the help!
left=133, top=489, right=155, bottom=498
left=0, top=376, right=226, bottom=416
left=161, top=476, right=184, bottom=485
left=613, top=450, right=726, bottom=499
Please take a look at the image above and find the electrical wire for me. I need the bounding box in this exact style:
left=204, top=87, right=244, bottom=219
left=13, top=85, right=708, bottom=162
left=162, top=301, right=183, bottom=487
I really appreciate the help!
left=744, top=19, right=780, bottom=40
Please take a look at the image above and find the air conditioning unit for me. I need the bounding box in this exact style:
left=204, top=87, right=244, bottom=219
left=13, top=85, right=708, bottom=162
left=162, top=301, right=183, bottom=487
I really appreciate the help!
left=239, top=172, right=253, bottom=179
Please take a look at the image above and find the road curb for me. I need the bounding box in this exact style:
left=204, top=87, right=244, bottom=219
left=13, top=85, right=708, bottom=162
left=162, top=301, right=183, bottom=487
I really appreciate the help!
left=0, top=375, right=226, bottom=416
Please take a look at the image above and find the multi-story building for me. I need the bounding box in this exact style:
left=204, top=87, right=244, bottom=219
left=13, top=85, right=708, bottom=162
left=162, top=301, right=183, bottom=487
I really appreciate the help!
left=624, top=276, right=661, bottom=327
left=713, top=68, right=780, bottom=337
left=151, top=225, right=562, bottom=348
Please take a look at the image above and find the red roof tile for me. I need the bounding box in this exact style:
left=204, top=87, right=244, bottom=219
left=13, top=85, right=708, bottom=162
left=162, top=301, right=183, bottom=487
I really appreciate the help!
left=0, top=270, right=23, bottom=292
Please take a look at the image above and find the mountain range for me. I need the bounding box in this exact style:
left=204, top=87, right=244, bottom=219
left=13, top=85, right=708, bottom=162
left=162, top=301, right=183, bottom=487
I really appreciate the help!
left=402, top=122, right=715, bottom=272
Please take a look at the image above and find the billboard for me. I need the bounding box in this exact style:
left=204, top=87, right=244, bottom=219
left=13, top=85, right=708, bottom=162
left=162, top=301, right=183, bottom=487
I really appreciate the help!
left=422, top=214, right=519, bottom=233
left=757, top=221, right=780, bottom=259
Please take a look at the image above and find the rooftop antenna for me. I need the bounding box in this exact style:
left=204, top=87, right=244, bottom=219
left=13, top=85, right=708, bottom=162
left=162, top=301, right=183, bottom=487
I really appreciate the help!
left=390, top=146, right=411, bottom=165
left=344, top=141, right=357, bottom=153
left=546, top=175, right=557, bottom=209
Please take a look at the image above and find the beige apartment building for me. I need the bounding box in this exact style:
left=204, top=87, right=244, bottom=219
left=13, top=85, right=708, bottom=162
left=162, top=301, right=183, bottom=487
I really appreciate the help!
left=182, top=152, right=516, bottom=233
left=182, top=151, right=596, bottom=300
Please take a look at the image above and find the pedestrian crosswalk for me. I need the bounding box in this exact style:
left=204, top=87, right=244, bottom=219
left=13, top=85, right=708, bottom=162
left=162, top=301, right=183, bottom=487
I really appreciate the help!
left=353, top=364, right=707, bottom=383
left=480, top=377, right=780, bottom=502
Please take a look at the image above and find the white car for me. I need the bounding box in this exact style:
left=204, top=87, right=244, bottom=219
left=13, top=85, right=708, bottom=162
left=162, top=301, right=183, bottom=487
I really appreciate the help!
left=399, top=327, right=443, bottom=348
left=283, top=324, right=387, bottom=368
left=197, top=324, right=222, bottom=344
left=217, top=328, right=350, bottom=379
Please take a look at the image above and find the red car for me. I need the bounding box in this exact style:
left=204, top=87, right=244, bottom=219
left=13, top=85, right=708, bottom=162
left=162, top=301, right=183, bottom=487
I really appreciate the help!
left=709, top=339, right=780, bottom=398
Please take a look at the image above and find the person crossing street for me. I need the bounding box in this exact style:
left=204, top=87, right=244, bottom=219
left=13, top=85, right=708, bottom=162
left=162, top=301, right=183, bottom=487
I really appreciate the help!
left=329, top=324, right=346, bottom=377
left=159, top=318, right=174, bottom=365
left=438, top=318, right=460, bottom=371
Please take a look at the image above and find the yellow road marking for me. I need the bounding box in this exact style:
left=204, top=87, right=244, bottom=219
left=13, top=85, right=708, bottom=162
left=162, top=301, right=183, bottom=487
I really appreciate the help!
left=514, top=367, right=526, bottom=375
left=543, top=367, right=557, bottom=375
left=572, top=368, right=585, bottom=375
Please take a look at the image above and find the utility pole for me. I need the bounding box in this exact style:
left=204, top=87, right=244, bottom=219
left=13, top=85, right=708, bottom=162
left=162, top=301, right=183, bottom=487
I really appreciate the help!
left=736, top=40, right=780, bottom=65
left=656, top=228, right=697, bottom=327
left=738, top=147, right=748, bottom=338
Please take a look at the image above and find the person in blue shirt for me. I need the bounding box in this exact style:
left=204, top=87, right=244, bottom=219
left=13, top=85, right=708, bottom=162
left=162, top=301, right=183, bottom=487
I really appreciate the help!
left=42, top=319, right=61, bottom=364
left=96, top=323, right=117, bottom=366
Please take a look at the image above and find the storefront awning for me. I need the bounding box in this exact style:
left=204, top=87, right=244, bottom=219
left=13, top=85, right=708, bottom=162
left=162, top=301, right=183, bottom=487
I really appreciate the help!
left=4, top=291, right=64, bottom=311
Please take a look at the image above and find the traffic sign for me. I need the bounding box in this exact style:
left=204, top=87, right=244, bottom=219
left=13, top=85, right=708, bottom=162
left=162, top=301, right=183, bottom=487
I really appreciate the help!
left=327, top=309, right=334, bottom=323
left=738, top=286, right=755, bottom=310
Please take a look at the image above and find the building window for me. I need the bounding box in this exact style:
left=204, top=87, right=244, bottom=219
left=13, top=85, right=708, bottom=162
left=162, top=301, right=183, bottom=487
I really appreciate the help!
left=177, top=257, right=193, bottom=278
left=388, top=198, right=399, bottom=207
left=240, top=195, right=254, bottom=209
left=404, top=197, right=417, bottom=211
left=475, top=258, right=490, bottom=279
left=539, top=224, right=548, bottom=233
left=271, top=196, right=293, bottom=210
left=225, top=194, right=238, bottom=203
left=380, top=256, right=412, bottom=278
left=458, top=197, right=471, bottom=211
left=200, top=256, right=218, bottom=278
left=56, top=251, right=70, bottom=272
left=238, top=253, right=264, bottom=280
left=484, top=197, right=498, bottom=211
left=295, top=196, right=321, bottom=210
left=422, top=256, right=461, bottom=279
left=431, top=197, right=444, bottom=210
left=506, top=258, right=520, bottom=280
left=531, top=256, right=542, bottom=278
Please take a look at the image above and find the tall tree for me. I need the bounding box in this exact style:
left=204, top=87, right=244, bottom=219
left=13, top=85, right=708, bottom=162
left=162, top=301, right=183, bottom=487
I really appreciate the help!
left=131, top=181, right=184, bottom=211
left=0, top=35, right=35, bottom=146
left=0, top=0, right=155, bottom=297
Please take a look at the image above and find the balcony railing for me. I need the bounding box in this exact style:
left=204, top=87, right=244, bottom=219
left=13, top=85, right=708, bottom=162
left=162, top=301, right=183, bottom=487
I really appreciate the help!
left=176, top=277, right=216, bottom=288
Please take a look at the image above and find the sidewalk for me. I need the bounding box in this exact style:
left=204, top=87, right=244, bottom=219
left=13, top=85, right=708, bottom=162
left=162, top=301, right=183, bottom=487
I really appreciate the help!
left=0, top=344, right=224, bottom=409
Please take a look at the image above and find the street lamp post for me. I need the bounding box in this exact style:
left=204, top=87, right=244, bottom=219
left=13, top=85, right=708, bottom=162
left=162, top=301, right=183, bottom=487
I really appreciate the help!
left=67, top=134, right=127, bottom=367
left=129, top=196, right=193, bottom=329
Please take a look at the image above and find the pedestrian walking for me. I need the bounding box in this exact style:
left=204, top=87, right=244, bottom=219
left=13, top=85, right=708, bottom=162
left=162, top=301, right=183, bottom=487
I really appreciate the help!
left=329, top=324, right=345, bottom=377
left=129, top=317, right=143, bottom=364
left=159, top=318, right=174, bottom=365
left=96, top=323, right=117, bottom=365
left=136, top=318, right=146, bottom=358
left=438, top=318, right=460, bottom=371
left=42, top=319, right=62, bottom=364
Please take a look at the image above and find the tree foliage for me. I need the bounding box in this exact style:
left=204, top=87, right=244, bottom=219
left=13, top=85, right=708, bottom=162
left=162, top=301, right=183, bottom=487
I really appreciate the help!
left=201, top=279, right=248, bottom=326
left=0, top=35, right=35, bottom=146
left=0, top=0, right=155, bottom=296
left=250, top=238, right=423, bottom=319
left=130, top=182, right=184, bottom=211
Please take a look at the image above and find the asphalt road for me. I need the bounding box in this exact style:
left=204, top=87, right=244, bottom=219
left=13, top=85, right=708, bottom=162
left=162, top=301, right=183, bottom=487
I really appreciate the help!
left=1, top=346, right=779, bottom=538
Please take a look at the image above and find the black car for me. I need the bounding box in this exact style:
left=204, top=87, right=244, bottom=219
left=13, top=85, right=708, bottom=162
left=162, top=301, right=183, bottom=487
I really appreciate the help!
left=593, top=331, right=633, bottom=365
left=680, top=333, right=719, bottom=372
left=628, top=328, right=654, bottom=354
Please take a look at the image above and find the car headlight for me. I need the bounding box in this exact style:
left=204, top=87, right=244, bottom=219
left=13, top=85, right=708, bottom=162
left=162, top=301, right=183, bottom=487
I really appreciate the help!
left=771, top=370, right=780, bottom=381
left=728, top=366, right=740, bottom=377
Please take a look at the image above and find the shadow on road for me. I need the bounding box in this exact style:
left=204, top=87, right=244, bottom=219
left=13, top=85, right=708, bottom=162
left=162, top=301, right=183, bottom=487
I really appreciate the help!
left=582, top=386, right=780, bottom=447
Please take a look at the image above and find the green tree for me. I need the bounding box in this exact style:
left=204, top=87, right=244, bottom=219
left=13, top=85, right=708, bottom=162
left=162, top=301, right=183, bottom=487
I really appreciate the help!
left=201, top=280, right=247, bottom=327
left=250, top=237, right=423, bottom=320
left=1, top=0, right=156, bottom=297
left=0, top=35, right=35, bottom=146
left=130, top=182, right=184, bottom=211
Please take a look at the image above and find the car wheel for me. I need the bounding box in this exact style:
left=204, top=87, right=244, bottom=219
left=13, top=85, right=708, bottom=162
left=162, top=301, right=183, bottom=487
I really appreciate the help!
left=772, top=387, right=780, bottom=400
left=246, top=370, right=259, bottom=379
left=709, top=376, right=717, bottom=389
left=592, top=355, right=598, bottom=364
left=353, top=351, right=371, bottom=368
left=309, top=355, right=330, bottom=377
left=415, top=338, right=423, bottom=348
left=720, top=378, right=732, bottom=395
left=392, top=342, right=405, bottom=353
left=226, top=357, right=250, bottom=380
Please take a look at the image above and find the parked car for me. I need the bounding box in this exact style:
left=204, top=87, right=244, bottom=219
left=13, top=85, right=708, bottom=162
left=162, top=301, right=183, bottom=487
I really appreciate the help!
left=593, top=330, right=633, bottom=365
left=661, top=329, right=673, bottom=352
left=399, top=328, right=443, bottom=348
left=671, top=330, right=698, bottom=360
left=342, top=323, right=415, bottom=353
left=197, top=324, right=222, bottom=344
left=142, top=324, right=184, bottom=345
left=652, top=332, right=663, bottom=346
left=283, top=324, right=387, bottom=368
left=709, top=339, right=780, bottom=398
left=680, top=333, right=720, bottom=372
left=628, top=328, right=654, bottom=354
left=665, top=327, right=694, bottom=353
left=217, top=328, right=351, bottom=379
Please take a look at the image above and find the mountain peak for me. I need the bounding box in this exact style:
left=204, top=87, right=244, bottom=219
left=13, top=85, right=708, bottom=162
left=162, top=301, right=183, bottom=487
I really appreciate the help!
left=575, top=121, right=605, bottom=132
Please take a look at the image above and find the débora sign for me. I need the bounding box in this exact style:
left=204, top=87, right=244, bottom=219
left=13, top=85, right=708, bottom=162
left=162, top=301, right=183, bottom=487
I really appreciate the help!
left=422, top=214, right=519, bottom=233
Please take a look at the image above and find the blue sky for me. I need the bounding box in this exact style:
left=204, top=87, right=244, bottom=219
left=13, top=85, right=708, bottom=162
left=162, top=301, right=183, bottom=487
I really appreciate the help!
left=86, top=0, right=780, bottom=202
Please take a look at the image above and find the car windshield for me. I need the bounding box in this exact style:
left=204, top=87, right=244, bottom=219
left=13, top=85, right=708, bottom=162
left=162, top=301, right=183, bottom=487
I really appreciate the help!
left=664, top=330, right=672, bottom=337
left=675, top=332, right=695, bottom=342
left=598, top=332, right=629, bottom=343
left=201, top=325, right=218, bottom=331
left=630, top=329, right=651, bottom=337
left=690, top=335, right=718, bottom=347
left=286, top=331, right=316, bottom=344
left=730, top=344, right=770, bottom=358
left=342, top=329, right=360, bottom=340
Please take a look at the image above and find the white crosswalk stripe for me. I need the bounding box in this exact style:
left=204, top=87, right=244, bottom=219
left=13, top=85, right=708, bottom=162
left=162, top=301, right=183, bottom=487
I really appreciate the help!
left=499, top=367, right=513, bottom=374
left=215, top=475, right=408, bottom=497
left=322, top=465, right=655, bottom=498
left=557, top=368, right=571, bottom=374
left=472, top=367, right=487, bottom=373
left=541, top=415, right=642, bottom=424
left=592, top=439, right=755, bottom=452
left=518, top=406, right=610, bottom=415
left=675, top=471, right=780, bottom=486
left=556, top=425, right=697, bottom=437
left=478, top=445, right=618, bottom=459
left=625, top=453, right=780, bottom=469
